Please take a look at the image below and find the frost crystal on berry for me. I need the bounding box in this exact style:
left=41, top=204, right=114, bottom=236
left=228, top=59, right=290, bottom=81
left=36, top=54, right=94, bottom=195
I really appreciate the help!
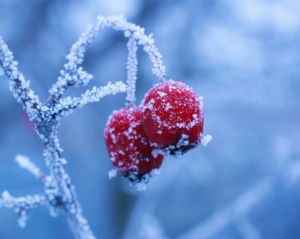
left=104, top=107, right=164, bottom=180
left=141, top=80, right=204, bottom=156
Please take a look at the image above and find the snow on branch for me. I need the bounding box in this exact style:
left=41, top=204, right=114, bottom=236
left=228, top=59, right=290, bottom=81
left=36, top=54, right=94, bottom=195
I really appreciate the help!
left=0, top=37, right=42, bottom=122
left=126, top=34, right=138, bottom=105
left=55, top=81, right=126, bottom=117
left=49, top=15, right=166, bottom=104
left=0, top=191, right=48, bottom=228
left=98, top=16, right=166, bottom=81
left=16, top=155, right=47, bottom=182
left=49, top=67, right=93, bottom=103
left=102, top=15, right=166, bottom=81
left=0, top=14, right=167, bottom=239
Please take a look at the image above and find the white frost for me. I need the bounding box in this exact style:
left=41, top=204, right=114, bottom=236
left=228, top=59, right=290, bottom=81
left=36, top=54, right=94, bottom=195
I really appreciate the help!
left=108, top=169, right=117, bottom=179
left=157, top=91, right=166, bottom=97
left=202, top=134, right=213, bottom=146
left=15, top=155, right=41, bottom=179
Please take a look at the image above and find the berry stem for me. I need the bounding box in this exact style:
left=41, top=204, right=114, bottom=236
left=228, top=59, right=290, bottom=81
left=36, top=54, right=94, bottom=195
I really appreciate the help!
left=48, top=15, right=167, bottom=105
left=126, top=33, right=138, bottom=106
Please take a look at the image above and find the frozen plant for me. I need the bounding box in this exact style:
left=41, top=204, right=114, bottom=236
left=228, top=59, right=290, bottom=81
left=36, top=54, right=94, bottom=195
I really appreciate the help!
left=0, top=15, right=211, bottom=238
left=103, top=23, right=211, bottom=189
left=0, top=15, right=170, bottom=239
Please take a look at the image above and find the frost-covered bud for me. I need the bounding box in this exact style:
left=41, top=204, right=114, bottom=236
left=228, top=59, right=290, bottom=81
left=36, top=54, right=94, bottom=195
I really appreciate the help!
left=141, top=80, right=204, bottom=156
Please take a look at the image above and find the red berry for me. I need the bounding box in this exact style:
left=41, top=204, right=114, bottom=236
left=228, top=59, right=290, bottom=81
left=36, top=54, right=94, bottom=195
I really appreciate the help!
left=104, top=107, right=164, bottom=177
left=141, top=80, right=204, bottom=155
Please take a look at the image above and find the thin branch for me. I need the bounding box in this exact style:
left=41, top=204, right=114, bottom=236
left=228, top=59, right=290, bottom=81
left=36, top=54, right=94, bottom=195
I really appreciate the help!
left=49, top=15, right=166, bottom=104
left=106, top=15, right=166, bottom=81
left=0, top=191, right=48, bottom=228
left=49, top=67, right=93, bottom=103
left=55, top=81, right=126, bottom=117
left=126, top=34, right=138, bottom=106
left=0, top=37, right=42, bottom=122
left=15, top=155, right=47, bottom=183
left=67, top=205, right=96, bottom=239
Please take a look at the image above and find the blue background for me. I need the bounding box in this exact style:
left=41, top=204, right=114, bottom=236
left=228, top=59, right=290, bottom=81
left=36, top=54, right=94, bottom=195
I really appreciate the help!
left=0, top=0, right=300, bottom=238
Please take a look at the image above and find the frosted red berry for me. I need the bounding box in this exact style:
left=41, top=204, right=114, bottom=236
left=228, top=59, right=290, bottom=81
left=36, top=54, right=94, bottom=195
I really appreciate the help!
left=141, top=80, right=204, bottom=155
left=104, top=107, right=164, bottom=176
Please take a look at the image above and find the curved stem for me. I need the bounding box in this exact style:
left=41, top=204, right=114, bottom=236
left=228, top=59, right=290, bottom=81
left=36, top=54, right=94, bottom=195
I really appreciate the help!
left=49, top=15, right=167, bottom=105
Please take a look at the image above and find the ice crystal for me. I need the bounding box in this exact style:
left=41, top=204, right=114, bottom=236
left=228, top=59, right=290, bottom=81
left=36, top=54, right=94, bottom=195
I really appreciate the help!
left=108, top=169, right=118, bottom=179
left=15, top=155, right=45, bottom=180
left=202, top=134, right=213, bottom=147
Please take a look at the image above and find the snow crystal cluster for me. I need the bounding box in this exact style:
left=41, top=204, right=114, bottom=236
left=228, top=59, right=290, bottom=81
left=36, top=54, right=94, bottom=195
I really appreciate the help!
left=0, top=191, right=48, bottom=228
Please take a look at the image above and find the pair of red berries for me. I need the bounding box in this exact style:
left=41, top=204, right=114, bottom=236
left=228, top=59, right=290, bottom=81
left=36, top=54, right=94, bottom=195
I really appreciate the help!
left=104, top=80, right=204, bottom=181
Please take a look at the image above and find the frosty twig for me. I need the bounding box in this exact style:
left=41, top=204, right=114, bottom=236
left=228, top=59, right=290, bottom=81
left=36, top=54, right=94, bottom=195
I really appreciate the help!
left=126, top=33, right=138, bottom=106
left=0, top=191, right=48, bottom=228
left=0, top=15, right=167, bottom=239
left=49, top=15, right=166, bottom=106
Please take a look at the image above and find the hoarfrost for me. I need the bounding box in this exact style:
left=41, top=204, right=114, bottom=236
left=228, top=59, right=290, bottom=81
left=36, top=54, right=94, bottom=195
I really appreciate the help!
left=15, top=155, right=45, bottom=180
left=157, top=91, right=166, bottom=97
left=108, top=169, right=117, bottom=179
left=126, top=34, right=138, bottom=105
left=202, top=134, right=213, bottom=146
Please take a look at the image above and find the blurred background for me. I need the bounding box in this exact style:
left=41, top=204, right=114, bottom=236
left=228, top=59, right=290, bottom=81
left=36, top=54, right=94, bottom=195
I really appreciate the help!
left=0, top=0, right=300, bottom=238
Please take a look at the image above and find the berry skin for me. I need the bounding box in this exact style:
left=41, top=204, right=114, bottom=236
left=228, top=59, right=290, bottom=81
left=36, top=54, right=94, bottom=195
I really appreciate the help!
left=141, top=80, right=204, bottom=155
left=104, top=107, right=164, bottom=176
